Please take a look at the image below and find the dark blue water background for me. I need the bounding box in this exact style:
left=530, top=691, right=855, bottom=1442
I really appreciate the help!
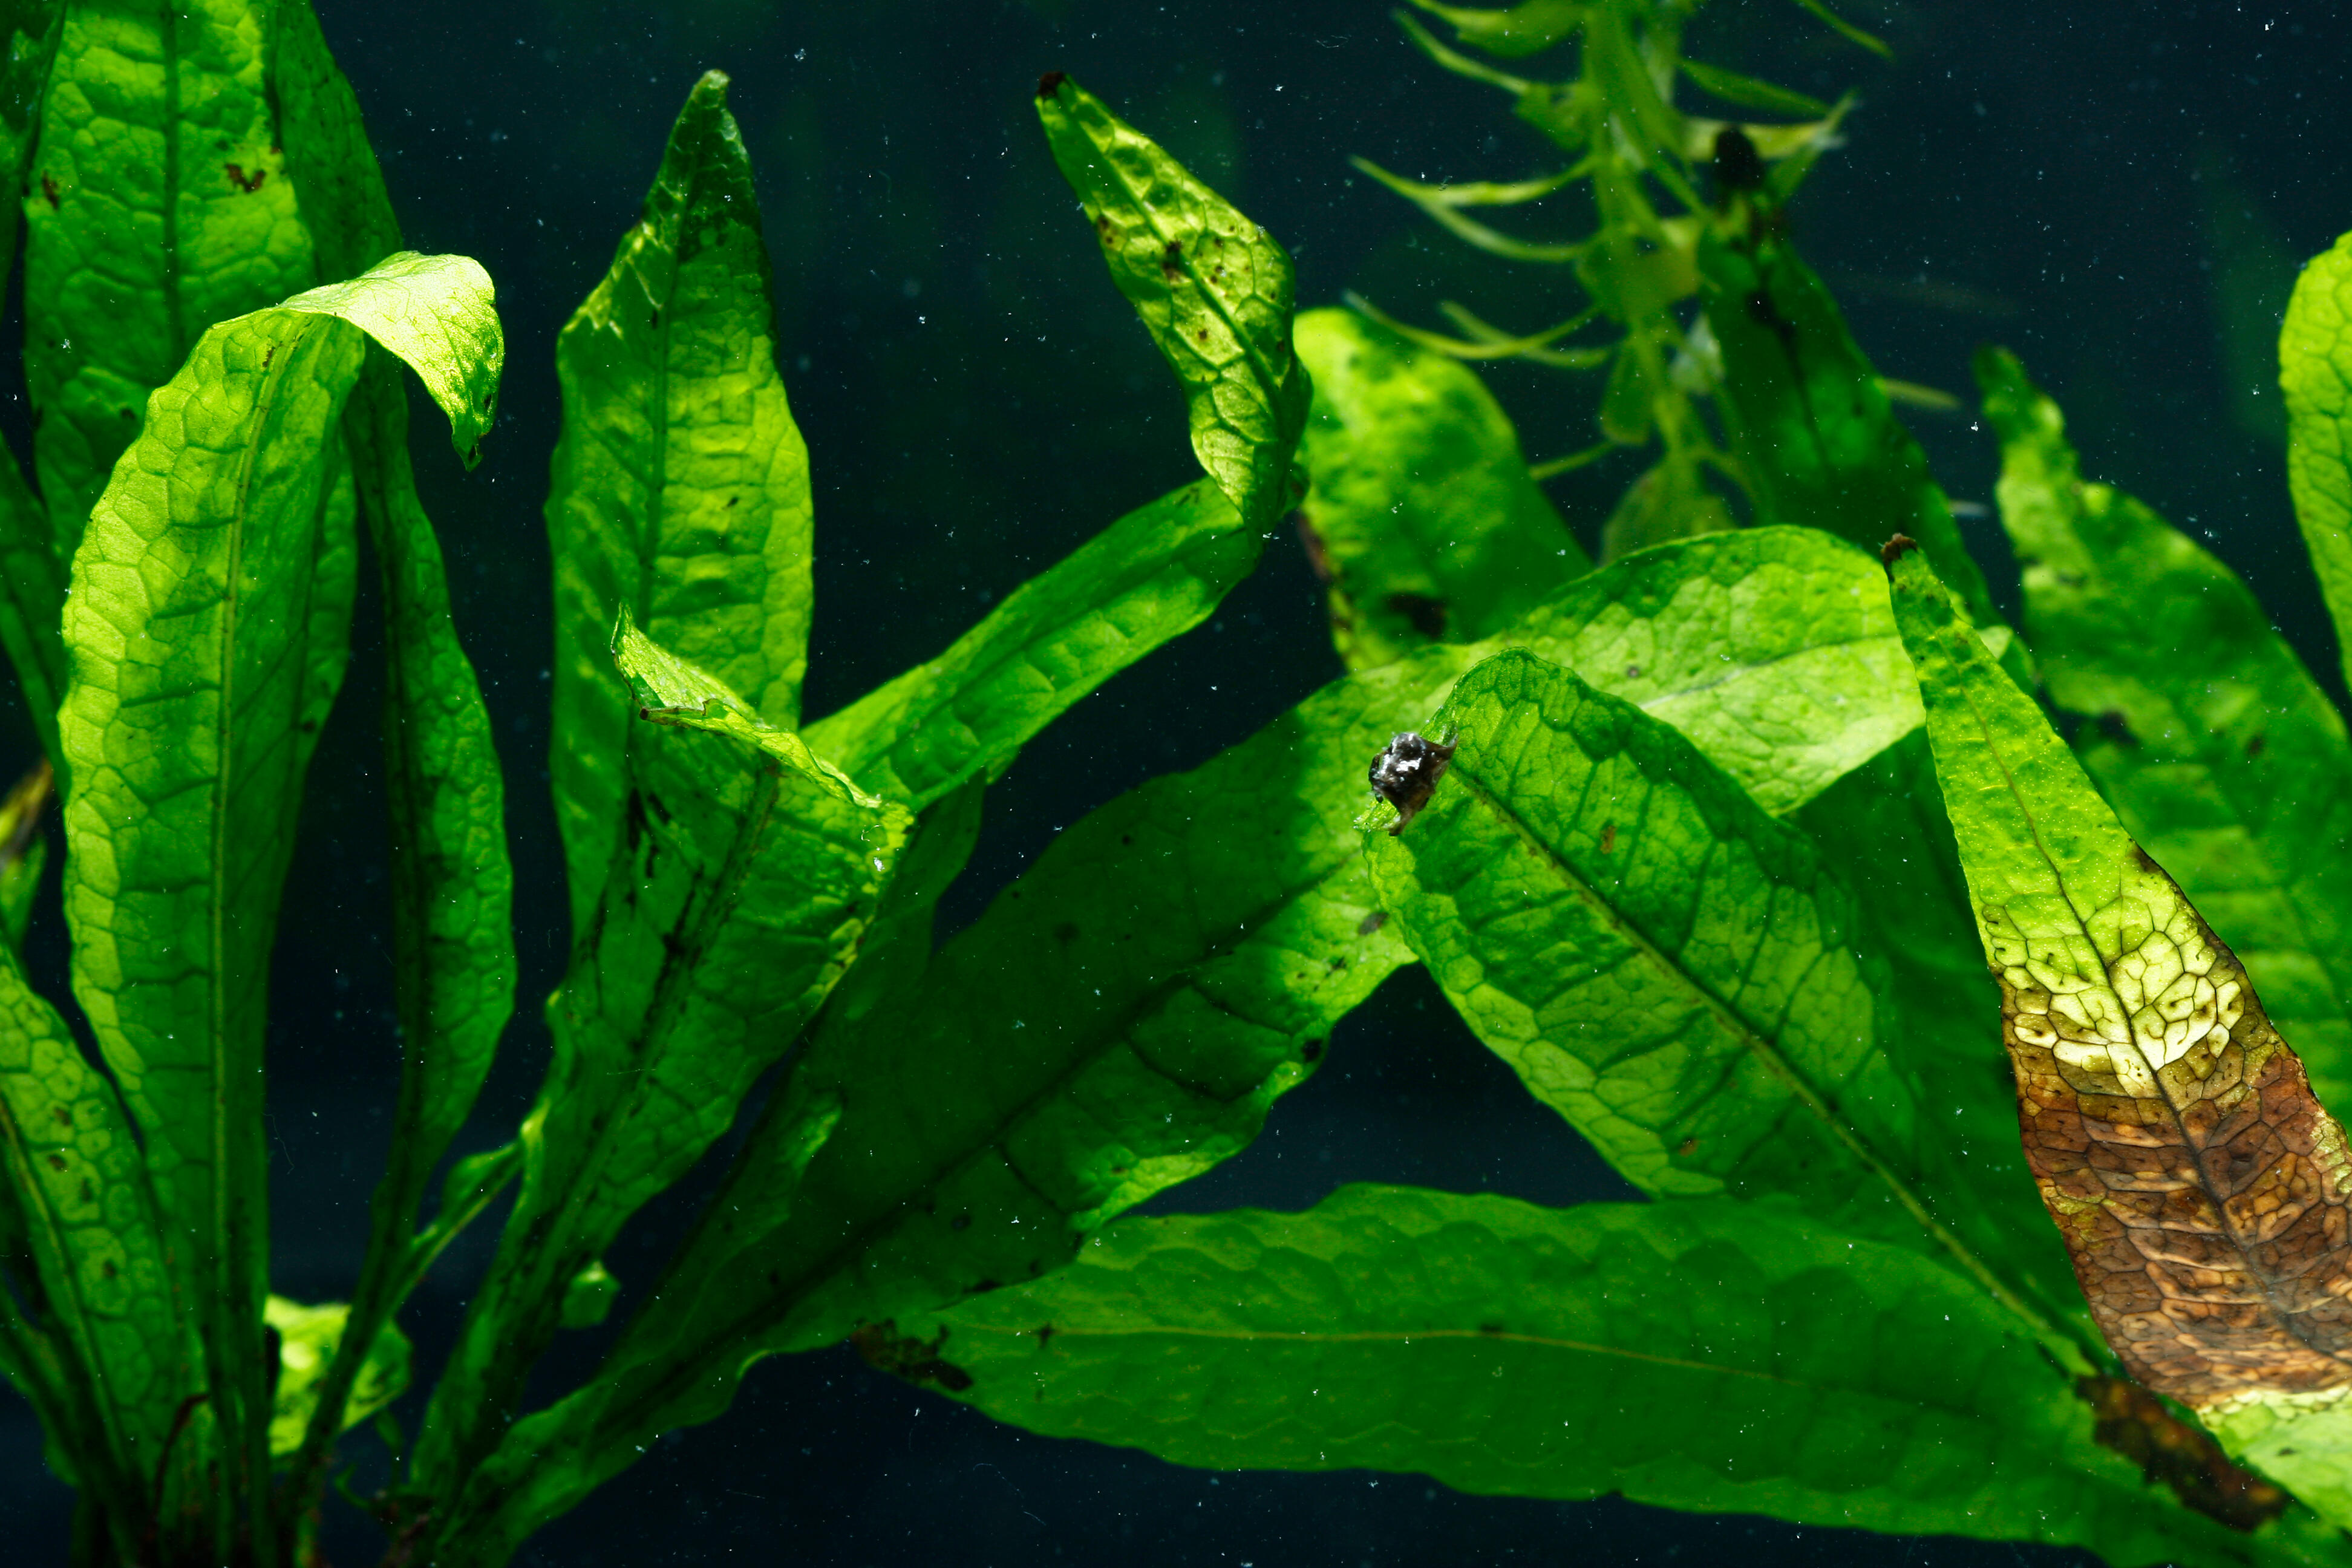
left=3, top=1, right=2347, bottom=1563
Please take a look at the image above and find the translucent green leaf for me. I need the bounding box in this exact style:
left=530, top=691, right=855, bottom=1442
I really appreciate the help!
left=805, top=479, right=1256, bottom=810
left=27, top=0, right=326, bottom=560
left=1408, top=0, right=1584, bottom=58
left=1697, top=230, right=1998, bottom=625
left=1294, top=307, right=1589, bottom=670
left=1888, top=540, right=2352, bottom=1533
left=547, top=71, right=812, bottom=932
left=1981, top=347, right=2352, bottom=1114
left=282, top=253, right=502, bottom=465
left=433, top=529, right=1945, bottom=1552
left=1503, top=524, right=1919, bottom=815
left=357, top=352, right=511, bottom=1186
left=915, top=1187, right=2308, bottom=1566
left=264, top=1296, right=410, bottom=1458
left=1037, top=73, right=1310, bottom=534
left=2281, top=230, right=2352, bottom=693
left=0, top=940, right=188, bottom=1534
left=411, top=621, right=909, bottom=1501
left=59, top=250, right=501, bottom=1520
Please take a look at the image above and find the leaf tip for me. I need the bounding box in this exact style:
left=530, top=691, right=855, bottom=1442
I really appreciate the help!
left=1878, top=533, right=1919, bottom=568
left=1037, top=70, right=1068, bottom=101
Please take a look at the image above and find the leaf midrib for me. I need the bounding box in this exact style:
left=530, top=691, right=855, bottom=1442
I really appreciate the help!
left=949, top=1319, right=1810, bottom=1388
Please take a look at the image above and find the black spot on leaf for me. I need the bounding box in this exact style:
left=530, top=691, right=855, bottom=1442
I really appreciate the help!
left=1383, top=592, right=1447, bottom=639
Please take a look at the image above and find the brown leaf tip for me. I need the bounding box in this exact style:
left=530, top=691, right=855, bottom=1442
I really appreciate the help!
left=2078, top=1376, right=2290, bottom=1531
left=1879, top=534, right=1920, bottom=567
left=1037, top=71, right=1068, bottom=100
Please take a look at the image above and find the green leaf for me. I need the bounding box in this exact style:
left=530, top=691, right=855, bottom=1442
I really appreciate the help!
left=1697, top=230, right=1998, bottom=626
left=281, top=252, right=502, bottom=465
left=646, top=529, right=1932, bottom=1366
left=1887, top=538, right=2352, bottom=1532
left=806, top=479, right=1259, bottom=810
left=264, top=33, right=514, bottom=1498
left=1036, top=73, right=1310, bottom=534
left=411, top=619, right=910, bottom=1500
left=431, top=529, right=1945, bottom=1553
left=1597, top=452, right=1738, bottom=564
left=1980, top=347, right=2352, bottom=1115
left=27, top=1, right=326, bottom=560
left=59, top=249, right=501, bottom=1531
left=1583, top=2, right=1685, bottom=170
left=1407, top=0, right=1585, bottom=59
left=1788, top=0, right=1891, bottom=57
left=547, top=70, right=812, bottom=933
left=266, top=0, right=403, bottom=285
left=1677, top=56, right=1831, bottom=119
left=557, top=1264, right=619, bottom=1333
left=0, top=940, right=188, bottom=1534
left=264, top=1296, right=410, bottom=1459
left=2281, top=230, right=2352, bottom=693
left=1361, top=648, right=2051, bottom=1328
left=1294, top=307, right=1589, bottom=670
left=914, top=1186, right=2304, bottom=1566
left=1794, top=730, right=2096, bottom=1344
left=358, top=348, right=512, bottom=1199
left=1505, top=524, right=1920, bottom=815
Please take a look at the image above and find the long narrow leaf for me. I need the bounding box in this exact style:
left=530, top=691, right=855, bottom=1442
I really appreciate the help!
left=410, top=619, right=909, bottom=1504
left=1981, top=348, right=2352, bottom=1116
left=0, top=944, right=191, bottom=1546
left=805, top=478, right=1258, bottom=809
left=915, top=1186, right=2308, bottom=1566
left=1697, top=229, right=1998, bottom=626
left=1037, top=74, right=1310, bottom=533
left=0, top=2, right=62, bottom=762
left=26, top=0, right=327, bottom=561
left=59, top=250, right=500, bottom=1541
left=1890, top=537, right=2352, bottom=1531
left=547, top=71, right=813, bottom=930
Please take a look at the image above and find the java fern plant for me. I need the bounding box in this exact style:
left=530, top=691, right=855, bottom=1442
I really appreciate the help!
left=4, top=3, right=2352, bottom=1568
